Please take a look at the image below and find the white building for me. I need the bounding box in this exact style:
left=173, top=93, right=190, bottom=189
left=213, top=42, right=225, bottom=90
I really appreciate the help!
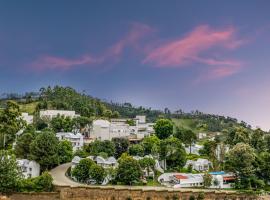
left=21, top=113, right=34, bottom=125
left=184, top=158, right=212, bottom=172
left=88, top=156, right=118, bottom=168
left=185, top=144, right=203, bottom=155
left=17, top=159, right=40, bottom=179
left=90, top=116, right=154, bottom=141
left=71, top=156, right=82, bottom=169
left=56, top=132, right=84, bottom=151
left=158, top=172, right=234, bottom=189
left=40, top=110, right=80, bottom=120
left=71, top=155, right=118, bottom=169
left=198, top=132, right=207, bottom=139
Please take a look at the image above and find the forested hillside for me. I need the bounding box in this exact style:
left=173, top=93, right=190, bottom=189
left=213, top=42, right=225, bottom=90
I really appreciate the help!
left=0, top=85, right=258, bottom=133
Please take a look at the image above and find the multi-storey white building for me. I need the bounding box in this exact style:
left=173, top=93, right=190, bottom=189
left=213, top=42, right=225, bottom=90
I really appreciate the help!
left=40, top=110, right=80, bottom=120
left=90, top=116, right=154, bottom=141
left=56, top=132, right=84, bottom=151
left=21, top=112, right=34, bottom=125
left=17, top=159, right=40, bottom=179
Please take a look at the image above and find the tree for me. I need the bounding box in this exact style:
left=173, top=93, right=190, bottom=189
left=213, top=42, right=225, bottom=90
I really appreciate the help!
left=265, top=134, right=270, bottom=152
left=58, top=140, right=73, bottom=164
left=50, top=115, right=74, bottom=132
left=138, top=157, right=156, bottom=177
left=258, top=152, right=270, bottom=182
left=142, top=135, right=160, bottom=155
left=128, top=144, right=144, bottom=156
left=0, top=150, right=22, bottom=193
left=116, top=154, right=142, bottom=185
left=250, top=128, right=266, bottom=153
left=32, top=171, right=53, bottom=192
left=226, top=127, right=250, bottom=146
left=72, top=158, right=95, bottom=183
left=15, top=127, right=36, bottom=159
left=203, top=173, right=212, bottom=188
left=180, top=129, right=197, bottom=154
left=160, top=137, right=186, bottom=170
left=199, top=140, right=217, bottom=157
left=30, top=130, right=59, bottom=170
left=87, top=140, right=115, bottom=157
left=0, top=101, right=25, bottom=149
left=89, top=164, right=105, bottom=184
left=153, top=119, right=173, bottom=139
left=112, top=137, right=129, bottom=158
left=225, top=143, right=256, bottom=188
left=73, top=116, right=92, bottom=131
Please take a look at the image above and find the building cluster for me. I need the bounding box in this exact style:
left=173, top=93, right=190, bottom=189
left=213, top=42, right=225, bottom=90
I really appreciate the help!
left=14, top=109, right=236, bottom=189
left=90, top=115, right=154, bottom=141
left=158, top=171, right=235, bottom=189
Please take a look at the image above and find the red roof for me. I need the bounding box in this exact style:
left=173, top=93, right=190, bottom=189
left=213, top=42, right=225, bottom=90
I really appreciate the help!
left=223, top=177, right=235, bottom=181
left=174, top=175, right=188, bottom=180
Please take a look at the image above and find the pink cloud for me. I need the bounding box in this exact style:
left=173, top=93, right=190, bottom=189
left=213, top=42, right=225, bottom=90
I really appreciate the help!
left=30, top=23, right=153, bottom=71
left=194, top=64, right=242, bottom=83
left=105, top=22, right=154, bottom=58
left=143, top=25, right=244, bottom=67
left=31, top=55, right=102, bottom=70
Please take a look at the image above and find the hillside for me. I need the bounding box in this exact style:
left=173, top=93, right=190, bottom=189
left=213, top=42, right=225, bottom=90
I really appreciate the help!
left=0, top=85, right=255, bottom=133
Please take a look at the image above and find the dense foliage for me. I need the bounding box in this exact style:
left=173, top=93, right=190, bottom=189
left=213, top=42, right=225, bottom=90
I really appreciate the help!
left=0, top=150, right=22, bottom=193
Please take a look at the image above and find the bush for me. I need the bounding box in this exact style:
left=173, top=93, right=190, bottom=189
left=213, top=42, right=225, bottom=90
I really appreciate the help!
left=189, top=195, right=195, bottom=200
left=19, top=171, right=53, bottom=192
left=197, top=192, right=205, bottom=200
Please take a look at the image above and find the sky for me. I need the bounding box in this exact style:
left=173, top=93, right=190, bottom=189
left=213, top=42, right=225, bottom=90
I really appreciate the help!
left=0, top=0, right=270, bottom=130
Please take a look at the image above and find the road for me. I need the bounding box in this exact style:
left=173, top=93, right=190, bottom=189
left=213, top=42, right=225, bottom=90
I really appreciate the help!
left=49, top=163, right=85, bottom=187
left=50, top=163, right=239, bottom=192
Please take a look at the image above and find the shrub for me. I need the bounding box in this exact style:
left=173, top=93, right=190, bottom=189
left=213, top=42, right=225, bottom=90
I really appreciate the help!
left=189, top=195, right=195, bottom=200
left=19, top=171, right=53, bottom=192
left=197, top=192, right=205, bottom=200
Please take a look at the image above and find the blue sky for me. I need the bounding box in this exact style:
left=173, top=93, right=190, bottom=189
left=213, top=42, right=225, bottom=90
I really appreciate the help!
left=1, top=0, right=270, bottom=130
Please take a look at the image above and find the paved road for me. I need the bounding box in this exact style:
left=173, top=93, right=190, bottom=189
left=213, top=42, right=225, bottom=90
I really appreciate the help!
left=49, top=163, right=240, bottom=193
left=49, top=163, right=85, bottom=187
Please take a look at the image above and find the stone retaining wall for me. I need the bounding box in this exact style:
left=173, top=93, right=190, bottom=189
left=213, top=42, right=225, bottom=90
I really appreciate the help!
left=2, top=186, right=264, bottom=200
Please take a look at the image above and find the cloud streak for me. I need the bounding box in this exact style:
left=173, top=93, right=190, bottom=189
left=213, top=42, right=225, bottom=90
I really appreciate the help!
left=29, top=23, right=247, bottom=82
left=143, top=25, right=244, bottom=67
left=30, top=22, right=153, bottom=71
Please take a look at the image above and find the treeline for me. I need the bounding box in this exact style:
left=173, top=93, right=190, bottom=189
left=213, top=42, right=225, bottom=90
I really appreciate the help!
left=1, top=85, right=254, bottom=132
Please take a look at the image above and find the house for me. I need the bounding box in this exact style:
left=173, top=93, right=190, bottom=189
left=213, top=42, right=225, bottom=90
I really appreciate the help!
left=17, top=159, right=40, bottom=178
left=21, top=112, right=34, bottom=125
left=185, top=158, right=212, bottom=172
left=71, top=156, right=82, bottom=169
left=56, top=132, right=84, bottom=151
left=88, top=156, right=118, bottom=168
left=71, top=155, right=118, bottom=169
left=184, top=144, right=203, bottom=155
left=40, top=110, right=80, bottom=120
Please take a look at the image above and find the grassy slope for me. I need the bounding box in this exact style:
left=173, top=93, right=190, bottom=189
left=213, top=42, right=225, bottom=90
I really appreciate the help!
left=172, top=118, right=200, bottom=133
left=19, top=102, right=39, bottom=114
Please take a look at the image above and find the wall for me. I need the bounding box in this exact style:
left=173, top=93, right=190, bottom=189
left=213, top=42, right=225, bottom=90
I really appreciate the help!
left=3, top=186, right=264, bottom=200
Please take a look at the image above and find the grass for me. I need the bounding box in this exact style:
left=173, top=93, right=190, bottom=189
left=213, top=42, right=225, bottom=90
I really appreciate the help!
left=172, top=118, right=202, bottom=134
left=145, top=178, right=161, bottom=186
left=19, top=101, right=39, bottom=114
